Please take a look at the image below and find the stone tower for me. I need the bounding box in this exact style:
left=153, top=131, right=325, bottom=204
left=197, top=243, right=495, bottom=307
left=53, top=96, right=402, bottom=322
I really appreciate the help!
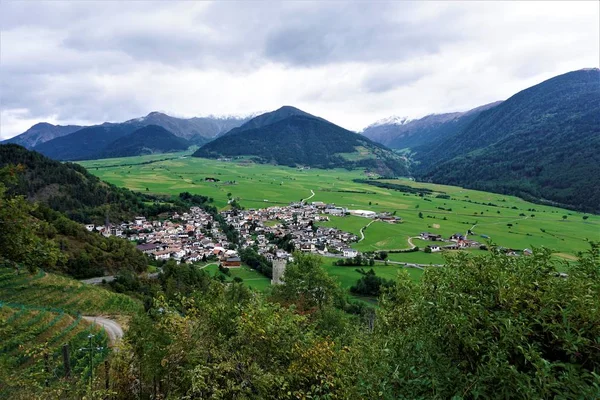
left=271, top=259, right=287, bottom=285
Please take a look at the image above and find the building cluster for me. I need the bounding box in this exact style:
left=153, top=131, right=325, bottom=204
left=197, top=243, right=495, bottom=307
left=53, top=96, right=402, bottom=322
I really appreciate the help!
left=221, top=202, right=360, bottom=261
left=85, top=201, right=363, bottom=265
left=86, top=207, right=235, bottom=264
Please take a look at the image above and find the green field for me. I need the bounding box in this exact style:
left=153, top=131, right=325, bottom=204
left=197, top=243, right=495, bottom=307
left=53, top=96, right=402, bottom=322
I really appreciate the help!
left=0, top=268, right=143, bottom=316
left=79, top=153, right=599, bottom=260
left=320, top=260, right=423, bottom=289
left=203, top=264, right=272, bottom=291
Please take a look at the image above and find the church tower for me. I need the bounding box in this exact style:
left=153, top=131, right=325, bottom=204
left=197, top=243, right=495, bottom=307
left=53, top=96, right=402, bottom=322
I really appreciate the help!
left=271, top=259, right=287, bottom=285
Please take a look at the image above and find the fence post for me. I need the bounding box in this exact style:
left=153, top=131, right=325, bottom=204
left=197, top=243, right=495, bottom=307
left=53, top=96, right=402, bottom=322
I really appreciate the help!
left=44, top=352, right=50, bottom=387
left=105, top=359, right=110, bottom=399
left=63, top=344, right=71, bottom=379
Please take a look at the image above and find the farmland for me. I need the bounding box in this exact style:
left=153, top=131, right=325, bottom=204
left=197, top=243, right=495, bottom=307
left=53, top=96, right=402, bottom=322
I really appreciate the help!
left=0, top=268, right=116, bottom=396
left=0, top=268, right=143, bottom=316
left=80, top=152, right=599, bottom=261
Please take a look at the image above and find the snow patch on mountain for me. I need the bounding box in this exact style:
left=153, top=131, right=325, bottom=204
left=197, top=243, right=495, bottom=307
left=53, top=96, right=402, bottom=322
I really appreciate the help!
left=363, top=116, right=412, bottom=130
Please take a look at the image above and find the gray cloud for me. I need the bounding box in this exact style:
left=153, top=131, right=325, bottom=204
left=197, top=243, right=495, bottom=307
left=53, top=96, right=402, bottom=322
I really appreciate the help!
left=0, top=1, right=598, bottom=138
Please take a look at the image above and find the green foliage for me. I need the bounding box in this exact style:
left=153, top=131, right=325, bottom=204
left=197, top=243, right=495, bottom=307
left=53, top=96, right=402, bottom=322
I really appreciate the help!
left=272, top=252, right=342, bottom=311
left=0, top=303, right=110, bottom=399
left=0, top=166, right=63, bottom=273
left=239, top=247, right=272, bottom=278
left=374, top=244, right=600, bottom=398
left=334, top=254, right=372, bottom=267
left=0, top=268, right=142, bottom=315
left=349, top=268, right=393, bottom=296
left=354, top=178, right=435, bottom=195
left=0, top=144, right=183, bottom=224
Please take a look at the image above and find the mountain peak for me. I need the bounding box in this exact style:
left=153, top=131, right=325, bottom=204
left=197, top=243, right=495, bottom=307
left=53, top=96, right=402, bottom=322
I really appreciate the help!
left=275, top=105, right=305, bottom=113
left=31, top=122, right=56, bottom=129
left=143, top=111, right=169, bottom=119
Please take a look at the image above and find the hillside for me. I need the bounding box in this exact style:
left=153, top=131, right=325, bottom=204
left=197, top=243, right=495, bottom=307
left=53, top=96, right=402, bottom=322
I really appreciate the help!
left=0, top=268, right=142, bottom=315
left=2, top=122, right=83, bottom=149
left=417, top=68, right=600, bottom=213
left=98, top=125, right=190, bottom=159
left=0, top=144, right=163, bottom=224
left=0, top=302, right=108, bottom=397
left=362, top=102, right=501, bottom=149
left=194, top=106, right=408, bottom=176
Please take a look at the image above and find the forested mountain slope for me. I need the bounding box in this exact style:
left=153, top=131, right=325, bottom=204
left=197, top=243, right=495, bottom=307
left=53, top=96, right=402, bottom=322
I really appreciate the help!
left=19, top=112, right=250, bottom=160
left=0, top=144, right=179, bottom=224
left=416, top=68, right=600, bottom=213
left=33, top=123, right=138, bottom=161
left=98, top=125, right=190, bottom=159
left=194, top=107, right=408, bottom=176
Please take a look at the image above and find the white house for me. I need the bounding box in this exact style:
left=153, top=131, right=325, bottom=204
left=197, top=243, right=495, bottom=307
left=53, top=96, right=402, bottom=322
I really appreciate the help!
left=343, top=248, right=359, bottom=258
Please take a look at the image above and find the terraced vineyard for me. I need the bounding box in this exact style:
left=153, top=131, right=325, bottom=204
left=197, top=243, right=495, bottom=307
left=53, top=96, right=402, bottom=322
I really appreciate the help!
left=0, top=268, right=143, bottom=316
left=0, top=268, right=140, bottom=396
left=0, top=303, right=109, bottom=396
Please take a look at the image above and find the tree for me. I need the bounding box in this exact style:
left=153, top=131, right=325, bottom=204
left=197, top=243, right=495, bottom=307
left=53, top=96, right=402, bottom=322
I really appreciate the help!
left=0, top=165, right=62, bottom=274
left=563, top=215, right=568, bottom=220
left=418, top=212, right=423, bottom=219
left=583, top=215, right=589, bottom=220
left=375, top=245, right=600, bottom=398
left=350, top=268, right=393, bottom=296
left=273, top=252, right=340, bottom=311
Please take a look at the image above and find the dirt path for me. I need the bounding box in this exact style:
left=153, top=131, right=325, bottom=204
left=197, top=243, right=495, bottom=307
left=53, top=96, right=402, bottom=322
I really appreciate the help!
left=199, top=263, right=218, bottom=269
left=358, top=220, right=376, bottom=242
left=302, top=189, right=315, bottom=203
left=83, top=316, right=124, bottom=345
left=406, top=236, right=420, bottom=249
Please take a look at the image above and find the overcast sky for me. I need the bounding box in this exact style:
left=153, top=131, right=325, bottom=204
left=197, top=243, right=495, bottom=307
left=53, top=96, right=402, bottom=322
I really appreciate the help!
left=1, top=1, right=598, bottom=139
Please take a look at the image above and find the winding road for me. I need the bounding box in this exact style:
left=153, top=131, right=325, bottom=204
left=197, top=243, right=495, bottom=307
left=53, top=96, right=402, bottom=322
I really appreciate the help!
left=82, top=316, right=124, bottom=345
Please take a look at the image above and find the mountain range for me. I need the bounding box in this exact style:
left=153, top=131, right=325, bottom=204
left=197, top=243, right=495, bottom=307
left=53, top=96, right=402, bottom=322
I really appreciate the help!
left=2, top=112, right=252, bottom=160
left=362, top=101, right=502, bottom=150
left=193, top=106, right=408, bottom=176
left=2, top=68, right=598, bottom=211
left=364, top=68, right=600, bottom=212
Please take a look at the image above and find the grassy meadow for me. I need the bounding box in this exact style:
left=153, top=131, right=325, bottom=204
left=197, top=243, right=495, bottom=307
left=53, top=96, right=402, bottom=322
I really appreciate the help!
left=203, top=264, right=271, bottom=291
left=79, top=152, right=599, bottom=263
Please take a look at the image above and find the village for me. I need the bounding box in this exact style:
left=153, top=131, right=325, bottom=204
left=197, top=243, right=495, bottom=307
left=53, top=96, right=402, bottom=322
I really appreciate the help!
left=83, top=198, right=533, bottom=270
left=85, top=202, right=370, bottom=267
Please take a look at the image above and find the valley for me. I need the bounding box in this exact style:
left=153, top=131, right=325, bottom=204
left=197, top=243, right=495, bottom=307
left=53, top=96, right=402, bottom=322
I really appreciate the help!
left=80, top=152, right=599, bottom=262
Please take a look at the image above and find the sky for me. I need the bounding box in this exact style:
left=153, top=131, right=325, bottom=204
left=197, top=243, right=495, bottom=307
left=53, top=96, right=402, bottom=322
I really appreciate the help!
left=0, top=1, right=598, bottom=139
